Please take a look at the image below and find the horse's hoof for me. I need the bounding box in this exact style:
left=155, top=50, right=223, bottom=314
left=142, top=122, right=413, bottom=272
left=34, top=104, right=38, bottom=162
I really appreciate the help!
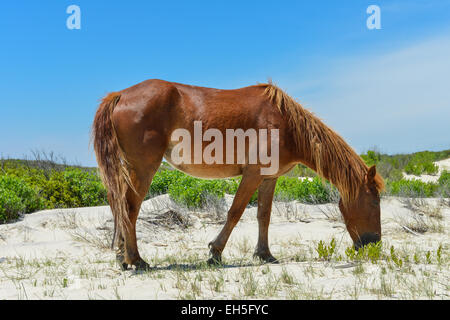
left=116, top=255, right=129, bottom=271
left=134, top=258, right=152, bottom=271
left=208, top=242, right=223, bottom=266
left=207, top=256, right=222, bottom=266
left=265, top=256, right=280, bottom=264
left=254, top=252, right=279, bottom=264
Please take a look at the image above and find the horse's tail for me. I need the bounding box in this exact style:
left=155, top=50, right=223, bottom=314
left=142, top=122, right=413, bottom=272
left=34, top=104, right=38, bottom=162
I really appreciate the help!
left=92, top=92, right=134, bottom=250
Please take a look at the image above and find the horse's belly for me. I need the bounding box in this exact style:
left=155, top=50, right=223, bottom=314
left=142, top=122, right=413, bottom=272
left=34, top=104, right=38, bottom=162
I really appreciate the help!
left=163, top=151, right=243, bottom=179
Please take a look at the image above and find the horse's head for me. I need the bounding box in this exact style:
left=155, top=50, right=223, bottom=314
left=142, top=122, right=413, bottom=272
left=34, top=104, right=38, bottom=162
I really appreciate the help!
left=339, top=165, right=383, bottom=250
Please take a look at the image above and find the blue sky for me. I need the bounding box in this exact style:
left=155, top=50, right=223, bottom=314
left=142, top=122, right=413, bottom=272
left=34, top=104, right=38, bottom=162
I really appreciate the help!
left=1, top=1, right=449, bottom=166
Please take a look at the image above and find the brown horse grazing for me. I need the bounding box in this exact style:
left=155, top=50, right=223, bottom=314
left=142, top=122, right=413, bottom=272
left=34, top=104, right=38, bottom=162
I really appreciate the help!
left=92, top=79, right=384, bottom=270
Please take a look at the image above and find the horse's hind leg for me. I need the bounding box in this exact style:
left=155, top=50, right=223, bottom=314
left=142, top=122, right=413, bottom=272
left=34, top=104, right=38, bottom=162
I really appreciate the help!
left=254, top=178, right=278, bottom=263
left=120, top=163, right=160, bottom=270
left=208, top=170, right=264, bottom=264
left=108, top=190, right=128, bottom=270
left=115, top=233, right=128, bottom=271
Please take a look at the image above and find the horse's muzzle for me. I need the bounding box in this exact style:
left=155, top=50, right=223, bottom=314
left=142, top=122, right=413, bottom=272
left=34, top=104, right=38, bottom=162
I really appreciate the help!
left=354, top=232, right=381, bottom=250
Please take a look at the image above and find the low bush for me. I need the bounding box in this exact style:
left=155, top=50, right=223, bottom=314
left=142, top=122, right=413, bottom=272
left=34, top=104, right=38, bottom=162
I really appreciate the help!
left=0, top=185, right=25, bottom=223
left=274, top=176, right=332, bottom=203
left=0, top=175, right=45, bottom=223
left=316, top=238, right=336, bottom=261
left=345, top=241, right=383, bottom=263
left=150, top=170, right=334, bottom=207
left=40, top=169, right=107, bottom=209
left=0, top=175, right=44, bottom=213
left=168, top=174, right=231, bottom=208
left=438, top=171, right=450, bottom=197
left=361, top=150, right=381, bottom=167
left=386, top=179, right=438, bottom=198
left=361, top=149, right=449, bottom=178
left=438, top=170, right=450, bottom=186
left=148, top=169, right=185, bottom=196
left=0, top=160, right=107, bottom=223
left=404, top=161, right=438, bottom=176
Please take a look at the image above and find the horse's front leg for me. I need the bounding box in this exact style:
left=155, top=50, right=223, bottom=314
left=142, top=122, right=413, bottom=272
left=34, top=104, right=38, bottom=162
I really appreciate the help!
left=208, top=170, right=264, bottom=264
left=254, top=178, right=278, bottom=263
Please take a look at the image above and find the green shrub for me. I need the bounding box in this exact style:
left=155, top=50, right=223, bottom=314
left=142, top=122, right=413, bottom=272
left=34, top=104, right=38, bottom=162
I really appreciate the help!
left=0, top=175, right=44, bottom=214
left=63, top=169, right=107, bottom=207
left=404, top=161, right=438, bottom=176
left=360, top=149, right=449, bottom=179
left=316, top=238, right=336, bottom=261
left=151, top=170, right=334, bottom=207
left=148, top=169, right=185, bottom=196
left=153, top=170, right=259, bottom=207
left=40, top=169, right=107, bottom=209
left=438, top=170, right=450, bottom=197
left=0, top=162, right=48, bottom=188
left=387, top=179, right=438, bottom=197
left=361, top=150, right=381, bottom=167
left=274, top=176, right=331, bottom=203
left=404, top=151, right=439, bottom=176
left=0, top=192, right=24, bottom=223
left=167, top=174, right=232, bottom=208
left=390, top=246, right=403, bottom=268
left=0, top=161, right=107, bottom=222
left=41, top=171, right=77, bottom=208
left=438, top=170, right=450, bottom=186
left=345, top=242, right=383, bottom=263
left=385, top=168, right=404, bottom=182
left=0, top=186, right=25, bottom=223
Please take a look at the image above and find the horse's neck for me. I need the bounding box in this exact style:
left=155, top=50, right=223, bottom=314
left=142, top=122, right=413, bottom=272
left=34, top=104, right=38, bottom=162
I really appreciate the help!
left=295, top=146, right=328, bottom=179
left=295, top=146, right=362, bottom=200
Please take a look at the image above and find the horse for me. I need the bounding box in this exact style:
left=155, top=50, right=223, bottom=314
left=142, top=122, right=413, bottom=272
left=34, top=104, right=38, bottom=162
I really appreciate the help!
left=92, top=79, right=384, bottom=270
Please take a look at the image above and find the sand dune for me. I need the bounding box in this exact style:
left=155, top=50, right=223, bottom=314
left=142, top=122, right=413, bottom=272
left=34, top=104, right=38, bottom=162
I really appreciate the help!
left=0, top=194, right=448, bottom=300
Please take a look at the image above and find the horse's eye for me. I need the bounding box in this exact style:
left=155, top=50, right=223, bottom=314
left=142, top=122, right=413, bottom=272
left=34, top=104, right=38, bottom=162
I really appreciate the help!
left=372, top=199, right=380, bottom=207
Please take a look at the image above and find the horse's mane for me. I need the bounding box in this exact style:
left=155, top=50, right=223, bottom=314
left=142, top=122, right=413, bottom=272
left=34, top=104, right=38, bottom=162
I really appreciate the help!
left=260, top=81, right=384, bottom=205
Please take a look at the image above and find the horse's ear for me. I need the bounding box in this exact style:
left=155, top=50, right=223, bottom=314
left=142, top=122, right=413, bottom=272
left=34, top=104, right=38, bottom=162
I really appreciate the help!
left=366, top=165, right=377, bottom=183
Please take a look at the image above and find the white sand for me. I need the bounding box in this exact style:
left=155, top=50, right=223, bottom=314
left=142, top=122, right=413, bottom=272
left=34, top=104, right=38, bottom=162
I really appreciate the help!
left=0, top=194, right=448, bottom=300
